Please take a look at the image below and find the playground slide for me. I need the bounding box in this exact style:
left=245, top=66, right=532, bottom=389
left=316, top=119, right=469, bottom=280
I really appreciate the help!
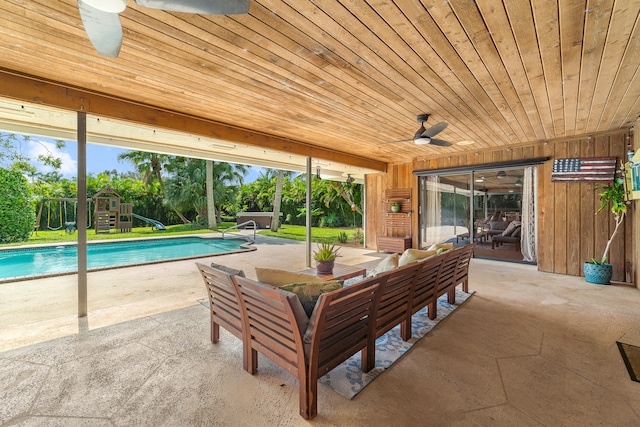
left=132, top=213, right=166, bottom=230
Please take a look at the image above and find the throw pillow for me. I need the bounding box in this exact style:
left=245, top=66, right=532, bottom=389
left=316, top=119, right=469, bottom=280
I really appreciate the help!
left=398, top=248, right=437, bottom=266
left=279, top=280, right=343, bottom=317
left=426, top=242, right=454, bottom=251
left=255, top=268, right=319, bottom=287
left=210, top=262, right=245, bottom=277
left=369, top=253, right=399, bottom=276
left=501, top=220, right=521, bottom=236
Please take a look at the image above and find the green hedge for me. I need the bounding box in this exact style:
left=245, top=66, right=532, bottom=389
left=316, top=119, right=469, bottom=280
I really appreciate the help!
left=0, top=168, right=36, bottom=243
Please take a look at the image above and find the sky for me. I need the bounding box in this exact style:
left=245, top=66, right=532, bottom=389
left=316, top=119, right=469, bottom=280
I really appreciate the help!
left=12, top=134, right=262, bottom=182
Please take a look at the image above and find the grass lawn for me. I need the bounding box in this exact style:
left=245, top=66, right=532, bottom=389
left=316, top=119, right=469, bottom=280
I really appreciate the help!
left=2, top=222, right=363, bottom=248
left=258, top=224, right=363, bottom=245
left=0, top=223, right=231, bottom=248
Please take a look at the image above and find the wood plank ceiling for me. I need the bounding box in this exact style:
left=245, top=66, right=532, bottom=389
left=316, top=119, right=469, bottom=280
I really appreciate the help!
left=1, top=0, right=639, bottom=169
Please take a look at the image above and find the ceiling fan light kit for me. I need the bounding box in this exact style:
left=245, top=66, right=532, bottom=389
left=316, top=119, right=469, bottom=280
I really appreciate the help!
left=81, top=0, right=126, bottom=13
left=414, top=136, right=432, bottom=145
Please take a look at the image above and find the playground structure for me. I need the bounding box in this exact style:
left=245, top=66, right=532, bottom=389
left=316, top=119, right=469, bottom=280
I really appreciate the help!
left=93, top=187, right=132, bottom=233
left=35, top=186, right=165, bottom=234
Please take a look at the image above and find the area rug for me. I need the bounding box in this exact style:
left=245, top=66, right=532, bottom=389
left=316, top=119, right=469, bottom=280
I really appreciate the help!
left=617, top=341, right=640, bottom=382
left=198, top=288, right=475, bottom=399
left=319, top=288, right=474, bottom=399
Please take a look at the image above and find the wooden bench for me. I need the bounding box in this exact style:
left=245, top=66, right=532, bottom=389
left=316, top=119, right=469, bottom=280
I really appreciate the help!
left=454, top=242, right=476, bottom=292
left=195, top=242, right=476, bottom=419
left=375, top=262, right=422, bottom=341
left=232, top=273, right=387, bottom=419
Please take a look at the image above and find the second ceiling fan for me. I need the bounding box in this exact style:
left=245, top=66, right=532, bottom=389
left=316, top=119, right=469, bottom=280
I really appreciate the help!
left=383, top=114, right=452, bottom=146
left=412, top=114, right=451, bottom=146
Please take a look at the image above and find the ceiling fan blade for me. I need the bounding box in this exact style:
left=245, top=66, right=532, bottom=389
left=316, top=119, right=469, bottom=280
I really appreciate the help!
left=135, top=0, right=250, bottom=14
left=421, top=122, right=448, bottom=138
left=413, top=124, right=427, bottom=140
left=428, top=138, right=452, bottom=147
left=78, top=0, right=123, bottom=57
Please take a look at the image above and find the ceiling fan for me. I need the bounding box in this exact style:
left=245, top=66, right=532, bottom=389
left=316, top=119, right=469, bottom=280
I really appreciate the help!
left=78, top=0, right=250, bottom=57
left=476, top=170, right=523, bottom=187
left=382, top=114, right=452, bottom=146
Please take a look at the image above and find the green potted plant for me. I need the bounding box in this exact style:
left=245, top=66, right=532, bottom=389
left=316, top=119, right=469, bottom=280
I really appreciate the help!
left=313, top=242, right=341, bottom=274
left=390, top=201, right=401, bottom=213
left=584, top=177, right=628, bottom=285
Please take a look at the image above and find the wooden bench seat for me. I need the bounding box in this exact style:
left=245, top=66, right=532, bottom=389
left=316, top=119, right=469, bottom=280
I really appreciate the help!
left=195, top=242, right=476, bottom=419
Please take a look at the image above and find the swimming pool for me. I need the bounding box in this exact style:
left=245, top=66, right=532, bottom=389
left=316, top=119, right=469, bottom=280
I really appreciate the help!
left=0, top=236, right=254, bottom=282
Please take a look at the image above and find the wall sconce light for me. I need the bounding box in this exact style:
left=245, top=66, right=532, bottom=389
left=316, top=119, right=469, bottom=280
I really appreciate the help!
left=497, top=170, right=506, bottom=179
left=515, top=178, right=523, bottom=187
left=346, top=174, right=355, bottom=183
left=316, top=166, right=321, bottom=180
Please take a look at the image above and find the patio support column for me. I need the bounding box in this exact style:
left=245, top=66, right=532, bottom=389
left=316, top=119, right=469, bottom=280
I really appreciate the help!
left=77, top=112, right=88, bottom=317
left=363, top=175, right=367, bottom=248
left=306, top=157, right=312, bottom=267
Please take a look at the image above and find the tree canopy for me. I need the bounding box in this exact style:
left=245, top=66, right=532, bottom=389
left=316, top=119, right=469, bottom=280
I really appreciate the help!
left=1, top=132, right=363, bottom=232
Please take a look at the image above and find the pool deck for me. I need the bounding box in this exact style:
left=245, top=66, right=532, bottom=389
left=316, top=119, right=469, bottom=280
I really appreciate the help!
left=2, top=233, right=640, bottom=425
left=0, top=234, right=255, bottom=285
left=0, top=233, right=384, bottom=351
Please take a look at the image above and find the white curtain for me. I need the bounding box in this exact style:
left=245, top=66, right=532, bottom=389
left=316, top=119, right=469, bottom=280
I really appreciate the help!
left=521, top=166, right=537, bottom=262
left=424, top=176, right=442, bottom=245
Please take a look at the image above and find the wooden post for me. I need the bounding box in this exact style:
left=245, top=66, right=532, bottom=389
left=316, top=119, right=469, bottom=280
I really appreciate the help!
left=77, top=111, right=88, bottom=317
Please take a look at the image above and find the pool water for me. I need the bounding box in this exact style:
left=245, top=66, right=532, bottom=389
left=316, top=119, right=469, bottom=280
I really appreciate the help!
left=0, top=237, right=253, bottom=281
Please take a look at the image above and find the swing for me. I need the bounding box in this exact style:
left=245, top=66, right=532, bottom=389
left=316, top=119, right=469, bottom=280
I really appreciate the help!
left=47, top=200, right=65, bottom=230
left=64, top=201, right=77, bottom=234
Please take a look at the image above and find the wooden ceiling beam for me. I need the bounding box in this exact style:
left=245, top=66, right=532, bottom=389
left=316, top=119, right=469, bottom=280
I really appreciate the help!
left=0, top=68, right=386, bottom=172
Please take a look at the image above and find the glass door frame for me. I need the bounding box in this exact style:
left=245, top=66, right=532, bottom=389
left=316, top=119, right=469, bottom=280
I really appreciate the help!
left=415, top=159, right=546, bottom=254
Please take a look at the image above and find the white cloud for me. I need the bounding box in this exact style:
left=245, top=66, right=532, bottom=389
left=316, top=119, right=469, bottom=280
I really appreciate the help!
left=27, top=139, right=76, bottom=176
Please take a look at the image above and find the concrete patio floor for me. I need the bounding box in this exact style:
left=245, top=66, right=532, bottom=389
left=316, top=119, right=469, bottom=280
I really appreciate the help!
left=1, top=235, right=640, bottom=426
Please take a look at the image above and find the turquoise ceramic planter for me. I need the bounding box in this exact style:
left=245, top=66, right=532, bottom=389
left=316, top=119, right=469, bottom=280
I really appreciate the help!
left=583, top=262, right=613, bottom=285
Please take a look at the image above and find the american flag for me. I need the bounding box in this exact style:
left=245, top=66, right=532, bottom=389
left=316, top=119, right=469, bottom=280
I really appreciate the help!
left=551, top=157, right=617, bottom=182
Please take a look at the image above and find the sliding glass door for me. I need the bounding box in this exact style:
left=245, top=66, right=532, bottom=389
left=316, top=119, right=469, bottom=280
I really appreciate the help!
left=419, top=173, right=471, bottom=248
left=418, top=165, right=537, bottom=264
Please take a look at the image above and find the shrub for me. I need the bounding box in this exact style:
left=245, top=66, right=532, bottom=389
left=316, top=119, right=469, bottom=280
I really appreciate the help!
left=353, top=228, right=364, bottom=244
left=0, top=168, right=36, bottom=243
left=320, top=213, right=341, bottom=228
left=337, top=230, right=348, bottom=243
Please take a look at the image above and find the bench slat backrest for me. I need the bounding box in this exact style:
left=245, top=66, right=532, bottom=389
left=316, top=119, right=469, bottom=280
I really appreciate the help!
left=196, top=262, right=243, bottom=341
left=375, top=262, right=421, bottom=339
left=232, top=275, right=308, bottom=378
left=412, top=254, right=444, bottom=316
left=436, top=247, right=464, bottom=298
left=454, top=242, right=475, bottom=292
left=307, top=274, right=386, bottom=378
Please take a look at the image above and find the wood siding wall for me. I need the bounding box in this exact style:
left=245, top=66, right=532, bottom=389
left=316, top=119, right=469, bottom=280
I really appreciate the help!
left=366, top=129, right=634, bottom=285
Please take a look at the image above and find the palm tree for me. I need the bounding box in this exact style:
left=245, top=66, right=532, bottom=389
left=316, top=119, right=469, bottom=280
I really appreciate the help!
left=118, top=150, right=190, bottom=223
left=266, top=168, right=295, bottom=231
left=271, top=169, right=285, bottom=231
left=206, top=160, right=216, bottom=230
left=164, top=158, right=247, bottom=224
left=323, top=181, right=363, bottom=215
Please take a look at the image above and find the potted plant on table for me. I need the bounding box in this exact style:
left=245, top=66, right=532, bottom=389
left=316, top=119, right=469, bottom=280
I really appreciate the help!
left=313, top=242, right=341, bottom=274
left=584, top=177, right=628, bottom=285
